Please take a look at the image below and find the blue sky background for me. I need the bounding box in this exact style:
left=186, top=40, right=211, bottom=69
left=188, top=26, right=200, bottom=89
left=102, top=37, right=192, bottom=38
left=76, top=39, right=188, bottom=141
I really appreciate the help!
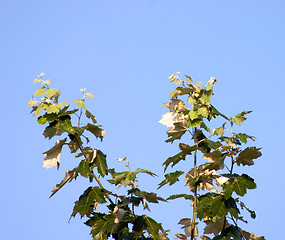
left=1, top=0, right=284, bottom=239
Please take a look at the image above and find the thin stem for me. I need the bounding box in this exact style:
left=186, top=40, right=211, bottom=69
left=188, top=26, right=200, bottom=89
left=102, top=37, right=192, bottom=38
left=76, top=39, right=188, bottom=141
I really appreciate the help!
left=191, top=127, right=198, bottom=240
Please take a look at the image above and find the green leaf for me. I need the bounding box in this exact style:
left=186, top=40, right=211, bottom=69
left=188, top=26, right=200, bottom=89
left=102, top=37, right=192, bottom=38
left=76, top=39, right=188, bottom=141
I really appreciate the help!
left=45, top=104, right=58, bottom=114
left=94, top=150, right=108, bottom=177
left=162, top=151, right=186, bottom=171
left=43, top=125, right=64, bottom=139
left=110, top=171, right=136, bottom=188
left=59, top=116, right=75, bottom=134
left=236, top=147, right=262, bottom=166
left=73, top=99, right=86, bottom=109
left=140, top=191, right=167, bottom=203
left=235, top=133, right=255, bottom=143
left=197, top=193, right=228, bottom=219
left=133, top=215, right=148, bottom=238
left=222, top=174, right=257, bottom=199
left=37, top=116, right=48, bottom=125
left=201, top=90, right=212, bottom=103
left=158, top=171, right=184, bottom=189
left=198, top=107, right=209, bottom=117
left=85, top=109, right=97, bottom=123
left=71, top=186, right=107, bottom=218
left=166, top=121, right=188, bottom=143
left=50, top=168, right=78, bottom=198
left=179, top=143, right=198, bottom=154
left=189, top=110, right=199, bottom=120
left=44, top=88, right=58, bottom=98
left=90, top=219, right=109, bottom=240
left=167, top=194, right=194, bottom=201
left=200, top=122, right=211, bottom=133
left=34, top=86, right=45, bottom=96
left=144, top=215, right=161, bottom=237
left=134, top=168, right=157, bottom=177
left=230, top=110, right=252, bottom=126
left=187, top=118, right=203, bottom=128
left=77, top=160, right=90, bottom=178
left=209, top=105, right=229, bottom=121
left=33, top=103, right=45, bottom=117
left=86, top=123, right=106, bottom=141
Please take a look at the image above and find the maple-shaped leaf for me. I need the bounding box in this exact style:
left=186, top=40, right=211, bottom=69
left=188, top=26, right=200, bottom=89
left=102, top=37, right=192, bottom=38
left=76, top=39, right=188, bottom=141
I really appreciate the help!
left=42, top=139, right=66, bottom=169
left=230, top=110, right=252, bottom=126
left=222, top=174, right=257, bottom=199
left=71, top=186, right=107, bottom=218
left=94, top=150, right=108, bottom=177
left=236, top=147, right=262, bottom=166
left=90, top=218, right=110, bottom=240
left=235, top=133, right=255, bottom=143
left=158, top=171, right=184, bottom=189
left=166, top=121, right=188, bottom=143
left=163, top=99, right=189, bottom=112
left=162, top=151, right=186, bottom=171
left=109, top=171, right=136, bottom=188
left=50, top=168, right=78, bottom=198
left=197, top=193, right=228, bottom=219
left=86, top=123, right=106, bottom=141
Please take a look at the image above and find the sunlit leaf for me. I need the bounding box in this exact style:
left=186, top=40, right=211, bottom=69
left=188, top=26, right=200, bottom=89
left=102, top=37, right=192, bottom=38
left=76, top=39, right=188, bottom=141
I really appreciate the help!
left=230, top=111, right=252, bottom=126
left=42, top=139, right=66, bottom=169
left=84, top=92, right=94, bottom=99
left=34, top=86, right=45, bottom=96
left=28, top=99, right=37, bottom=107
left=73, top=99, right=86, bottom=109
left=44, top=88, right=58, bottom=98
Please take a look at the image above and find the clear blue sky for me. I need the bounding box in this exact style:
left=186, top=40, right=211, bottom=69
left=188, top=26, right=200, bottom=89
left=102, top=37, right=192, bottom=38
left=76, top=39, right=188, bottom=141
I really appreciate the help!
left=1, top=0, right=284, bottom=239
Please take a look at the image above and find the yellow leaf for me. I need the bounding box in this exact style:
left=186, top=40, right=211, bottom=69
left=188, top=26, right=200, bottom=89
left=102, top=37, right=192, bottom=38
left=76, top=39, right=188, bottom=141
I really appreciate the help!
left=42, top=79, right=51, bottom=85
left=33, top=78, right=41, bottom=84
left=84, top=92, right=94, bottom=99
left=28, top=99, right=37, bottom=107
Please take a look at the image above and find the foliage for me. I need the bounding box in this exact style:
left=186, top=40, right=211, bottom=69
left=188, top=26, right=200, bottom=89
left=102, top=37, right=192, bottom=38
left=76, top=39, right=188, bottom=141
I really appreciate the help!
left=29, top=72, right=265, bottom=240
left=158, top=73, right=265, bottom=239
left=29, top=73, right=168, bottom=240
